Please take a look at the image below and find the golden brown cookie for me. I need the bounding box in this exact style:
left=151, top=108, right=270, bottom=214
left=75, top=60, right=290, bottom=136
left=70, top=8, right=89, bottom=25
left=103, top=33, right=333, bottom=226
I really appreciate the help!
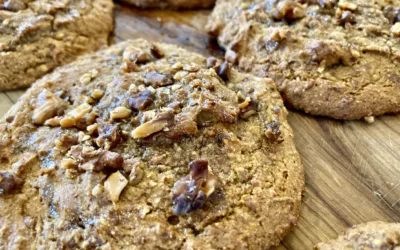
left=0, top=39, right=304, bottom=249
left=118, top=0, right=215, bottom=9
left=207, top=0, right=400, bottom=120
left=0, top=0, right=114, bottom=91
left=315, top=221, right=400, bottom=249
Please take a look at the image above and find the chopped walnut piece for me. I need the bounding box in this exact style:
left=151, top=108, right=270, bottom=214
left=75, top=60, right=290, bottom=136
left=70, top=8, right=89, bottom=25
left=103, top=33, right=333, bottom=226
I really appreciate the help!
left=200, top=93, right=238, bottom=124
left=145, top=70, right=174, bottom=87
left=54, top=134, right=78, bottom=152
left=391, top=23, right=400, bottom=37
left=32, top=89, right=65, bottom=125
left=91, top=89, right=104, bottom=100
left=11, top=153, right=37, bottom=176
left=364, top=116, right=375, bottom=124
left=123, top=46, right=151, bottom=64
left=61, top=158, right=78, bottom=169
left=383, top=6, right=400, bottom=24
left=265, top=120, right=281, bottom=141
left=80, top=73, right=92, bottom=85
left=238, top=97, right=251, bottom=109
left=96, top=120, right=121, bottom=149
left=129, top=89, right=154, bottom=111
left=110, top=107, right=132, bottom=120
left=317, top=0, right=337, bottom=9
left=206, top=57, right=219, bottom=68
left=132, top=110, right=174, bottom=139
left=150, top=44, right=164, bottom=59
left=239, top=98, right=257, bottom=119
left=172, top=159, right=220, bottom=215
left=217, top=61, right=230, bottom=81
left=104, top=171, right=128, bottom=203
left=60, top=103, right=92, bottom=128
left=127, top=160, right=144, bottom=185
left=87, top=123, right=99, bottom=135
left=44, top=117, right=61, bottom=127
left=338, top=0, right=357, bottom=11
left=337, top=10, right=356, bottom=25
left=272, top=0, right=305, bottom=21
left=0, top=172, right=24, bottom=195
left=71, top=146, right=124, bottom=172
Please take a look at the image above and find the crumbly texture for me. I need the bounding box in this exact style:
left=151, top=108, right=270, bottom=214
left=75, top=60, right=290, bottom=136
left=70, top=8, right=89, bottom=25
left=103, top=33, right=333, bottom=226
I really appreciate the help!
left=117, top=0, right=215, bottom=10
left=315, top=221, right=400, bottom=250
left=0, top=39, right=304, bottom=249
left=0, top=0, right=114, bottom=91
left=207, top=0, right=400, bottom=120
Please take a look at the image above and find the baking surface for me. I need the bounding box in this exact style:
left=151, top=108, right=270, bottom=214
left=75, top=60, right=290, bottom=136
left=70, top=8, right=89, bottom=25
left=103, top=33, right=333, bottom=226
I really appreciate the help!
left=1, top=5, right=400, bottom=249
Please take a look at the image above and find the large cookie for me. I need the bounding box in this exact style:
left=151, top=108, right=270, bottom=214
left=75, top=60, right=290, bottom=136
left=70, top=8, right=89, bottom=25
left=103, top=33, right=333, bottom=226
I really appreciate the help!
left=118, top=0, right=215, bottom=9
left=315, top=221, right=400, bottom=249
left=0, top=39, right=304, bottom=249
left=207, top=0, right=400, bottom=120
left=0, top=0, right=114, bottom=91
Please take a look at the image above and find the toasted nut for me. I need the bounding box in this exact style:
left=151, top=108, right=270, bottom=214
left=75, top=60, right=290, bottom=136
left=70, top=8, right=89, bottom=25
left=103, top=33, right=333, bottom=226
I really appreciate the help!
left=129, top=164, right=144, bottom=185
left=238, top=97, right=251, bottom=109
left=111, top=107, right=132, bottom=120
left=364, top=116, right=375, bottom=123
left=87, top=123, right=99, bottom=135
left=90, top=69, right=99, bottom=78
left=80, top=73, right=92, bottom=85
left=91, top=89, right=104, bottom=100
left=61, top=158, right=78, bottom=169
left=338, top=0, right=357, bottom=11
left=61, top=103, right=92, bottom=128
left=104, top=171, right=128, bottom=203
left=92, top=184, right=103, bottom=196
left=32, top=89, right=64, bottom=125
left=44, top=117, right=61, bottom=127
left=391, top=23, right=400, bottom=37
left=60, top=117, right=75, bottom=128
left=131, top=111, right=173, bottom=139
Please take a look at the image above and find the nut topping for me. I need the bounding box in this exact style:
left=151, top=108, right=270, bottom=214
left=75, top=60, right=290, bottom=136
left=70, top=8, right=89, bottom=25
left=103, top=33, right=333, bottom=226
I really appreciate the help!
left=96, top=120, right=121, bottom=149
left=32, top=89, right=65, bottom=125
left=265, top=120, right=281, bottom=141
left=110, top=107, right=132, bottom=120
left=132, top=110, right=174, bottom=139
left=217, top=61, right=230, bottom=81
left=60, top=103, right=92, bottom=128
left=145, top=70, right=174, bottom=87
left=129, top=89, right=154, bottom=111
left=104, top=171, right=128, bottom=203
left=0, top=172, right=24, bottom=195
left=172, top=159, right=220, bottom=215
left=271, top=0, right=305, bottom=22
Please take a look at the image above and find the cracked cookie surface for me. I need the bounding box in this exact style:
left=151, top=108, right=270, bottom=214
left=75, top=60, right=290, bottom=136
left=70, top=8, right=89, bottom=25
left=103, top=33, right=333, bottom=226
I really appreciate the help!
left=0, top=0, right=114, bottom=91
left=117, top=0, right=215, bottom=10
left=0, top=39, right=304, bottom=249
left=315, top=221, right=400, bottom=250
left=208, top=0, right=400, bottom=119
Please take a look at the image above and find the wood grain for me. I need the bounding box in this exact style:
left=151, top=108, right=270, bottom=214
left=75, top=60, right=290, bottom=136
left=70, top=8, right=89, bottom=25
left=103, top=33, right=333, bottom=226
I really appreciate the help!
left=1, top=4, right=399, bottom=249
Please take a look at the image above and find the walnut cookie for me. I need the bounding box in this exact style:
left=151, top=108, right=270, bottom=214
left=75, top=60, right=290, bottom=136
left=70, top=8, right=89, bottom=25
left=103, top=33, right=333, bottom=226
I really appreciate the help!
left=207, top=0, right=400, bottom=120
left=315, top=221, right=400, bottom=249
left=0, top=0, right=114, bottom=91
left=0, top=39, right=304, bottom=249
left=117, top=0, right=215, bottom=10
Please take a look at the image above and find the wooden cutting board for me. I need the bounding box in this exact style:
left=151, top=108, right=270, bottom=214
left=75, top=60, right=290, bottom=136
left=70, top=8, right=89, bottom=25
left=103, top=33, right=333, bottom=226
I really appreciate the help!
left=1, top=4, right=400, bottom=249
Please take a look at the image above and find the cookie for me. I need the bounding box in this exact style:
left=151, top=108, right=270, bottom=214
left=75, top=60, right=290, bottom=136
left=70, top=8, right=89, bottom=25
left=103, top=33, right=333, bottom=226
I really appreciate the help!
left=0, top=39, right=304, bottom=249
left=315, top=221, right=400, bottom=249
left=0, top=0, right=114, bottom=91
left=118, top=0, right=215, bottom=9
left=207, top=0, right=400, bottom=120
